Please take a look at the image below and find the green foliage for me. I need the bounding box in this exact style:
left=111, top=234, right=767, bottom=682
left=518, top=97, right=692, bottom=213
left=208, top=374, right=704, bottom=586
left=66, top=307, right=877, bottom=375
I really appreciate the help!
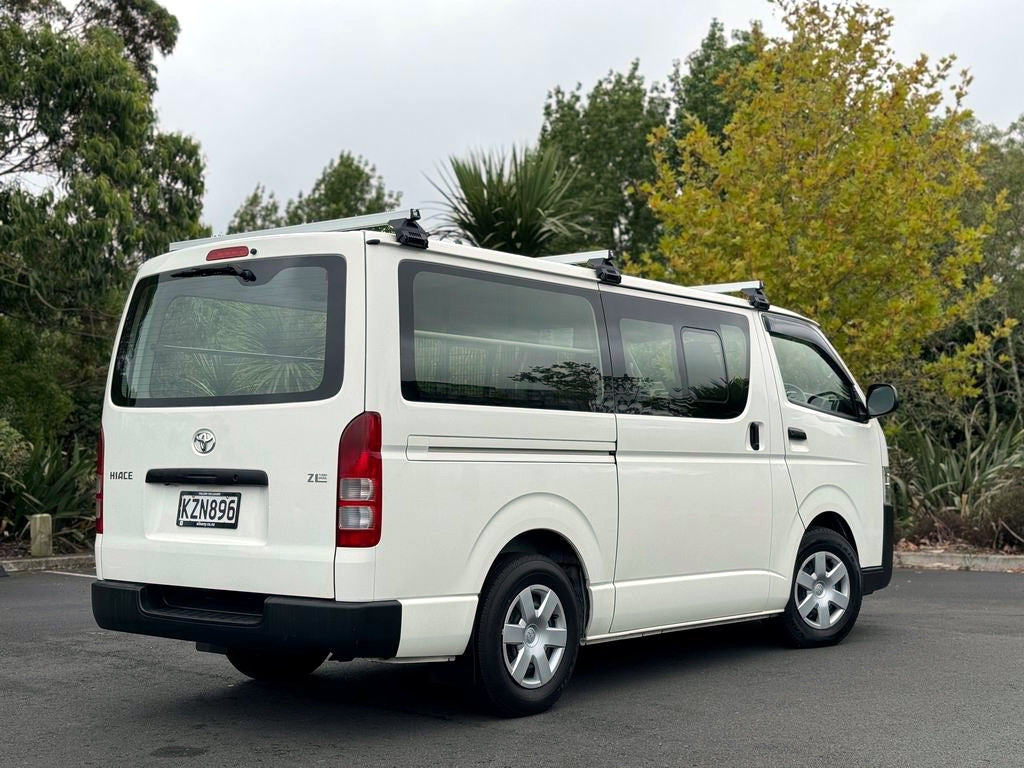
left=668, top=19, right=757, bottom=143
left=0, top=0, right=207, bottom=463
left=432, top=145, right=582, bottom=257
left=285, top=152, right=400, bottom=224
left=227, top=183, right=284, bottom=233
left=640, top=0, right=994, bottom=384
left=0, top=418, right=31, bottom=485
left=539, top=61, right=669, bottom=257
left=0, top=317, right=75, bottom=441
left=227, top=152, right=401, bottom=234
left=0, top=438, right=96, bottom=543
left=892, top=415, right=1024, bottom=549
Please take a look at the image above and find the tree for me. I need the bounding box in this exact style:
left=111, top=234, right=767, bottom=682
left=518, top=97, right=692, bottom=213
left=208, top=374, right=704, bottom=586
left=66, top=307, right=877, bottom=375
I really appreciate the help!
left=228, top=152, right=400, bottom=233
left=285, top=152, right=399, bottom=225
left=226, top=184, right=284, bottom=233
left=0, top=0, right=207, bottom=449
left=539, top=61, right=669, bottom=258
left=922, top=118, right=1024, bottom=432
left=431, top=145, right=582, bottom=257
left=639, top=0, right=999, bottom=384
left=668, top=19, right=757, bottom=144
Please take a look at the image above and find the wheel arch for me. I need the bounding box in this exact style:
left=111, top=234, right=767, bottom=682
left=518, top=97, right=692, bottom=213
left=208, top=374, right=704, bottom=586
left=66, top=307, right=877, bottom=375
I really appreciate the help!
left=795, top=484, right=865, bottom=564
left=465, top=491, right=610, bottom=640
left=806, top=510, right=859, bottom=554
left=487, top=529, right=591, bottom=632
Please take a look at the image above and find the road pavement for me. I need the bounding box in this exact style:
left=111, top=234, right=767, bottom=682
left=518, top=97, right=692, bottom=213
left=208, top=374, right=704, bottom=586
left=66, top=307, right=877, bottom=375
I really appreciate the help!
left=1, top=568, right=1022, bottom=767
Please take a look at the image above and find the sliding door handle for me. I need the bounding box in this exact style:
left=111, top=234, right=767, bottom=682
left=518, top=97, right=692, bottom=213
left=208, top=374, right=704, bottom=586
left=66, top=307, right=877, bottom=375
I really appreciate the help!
left=749, top=422, right=760, bottom=451
left=788, top=427, right=807, bottom=441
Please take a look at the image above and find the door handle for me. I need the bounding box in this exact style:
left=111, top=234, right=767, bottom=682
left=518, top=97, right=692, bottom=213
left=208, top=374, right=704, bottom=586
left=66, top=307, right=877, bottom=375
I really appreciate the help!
left=788, top=427, right=807, bottom=441
left=749, top=422, right=760, bottom=451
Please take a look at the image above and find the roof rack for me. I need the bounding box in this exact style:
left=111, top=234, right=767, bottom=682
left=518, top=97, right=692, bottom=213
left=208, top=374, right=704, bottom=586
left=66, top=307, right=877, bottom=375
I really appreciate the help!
left=690, top=280, right=770, bottom=310
left=539, top=249, right=622, bottom=285
left=169, top=208, right=427, bottom=252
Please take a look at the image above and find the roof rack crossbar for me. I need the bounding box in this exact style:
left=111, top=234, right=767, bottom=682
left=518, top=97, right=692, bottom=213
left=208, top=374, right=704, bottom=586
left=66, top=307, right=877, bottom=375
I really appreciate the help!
left=538, top=249, right=614, bottom=265
left=688, top=280, right=764, bottom=294
left=169, top=208, right=421, bottom=251
left=689, top=279, right=770, bottom=310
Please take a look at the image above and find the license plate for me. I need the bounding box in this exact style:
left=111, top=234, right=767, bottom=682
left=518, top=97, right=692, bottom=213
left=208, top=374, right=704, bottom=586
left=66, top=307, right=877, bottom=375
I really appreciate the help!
left=176, top=491, right=241, bottom=529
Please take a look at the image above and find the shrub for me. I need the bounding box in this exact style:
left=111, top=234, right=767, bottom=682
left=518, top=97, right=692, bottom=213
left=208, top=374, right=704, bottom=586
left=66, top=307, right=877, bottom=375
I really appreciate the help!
left=892, top=416, right=1024, bottom=548
left=0, top=438, right=96, bottom=546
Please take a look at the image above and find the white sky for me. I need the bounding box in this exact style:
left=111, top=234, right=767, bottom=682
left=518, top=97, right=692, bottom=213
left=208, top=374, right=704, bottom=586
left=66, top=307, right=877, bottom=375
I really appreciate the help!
left=153, top=0, right=1024, bottom=234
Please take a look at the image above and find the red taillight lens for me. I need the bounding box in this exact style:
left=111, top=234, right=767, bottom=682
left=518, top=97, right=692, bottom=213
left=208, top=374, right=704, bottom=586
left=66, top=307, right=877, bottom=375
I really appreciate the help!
left=337, top=412, right=382, bottom=547
left=206, top=245, right=249, bottom=261
left=96, top=428, right=104, bottom=535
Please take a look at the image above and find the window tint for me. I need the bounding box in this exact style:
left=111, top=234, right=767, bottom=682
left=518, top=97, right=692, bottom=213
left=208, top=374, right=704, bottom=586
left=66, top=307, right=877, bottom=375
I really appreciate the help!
left=113, top=255, right=345, bottom=407
left=682, top=328, right=727, bottom=403
left=604, top=293, right=750, bottom=419
left=770, top=334, right=859, bottom=418
left=621, top=319, right=681, bottom=411
left=399, top=263, right=608, bottom=412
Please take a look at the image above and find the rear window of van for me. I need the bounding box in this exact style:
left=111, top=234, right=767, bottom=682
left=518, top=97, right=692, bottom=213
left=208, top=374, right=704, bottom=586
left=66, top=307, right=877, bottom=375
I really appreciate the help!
left=111, top=255, right=345, bottom=407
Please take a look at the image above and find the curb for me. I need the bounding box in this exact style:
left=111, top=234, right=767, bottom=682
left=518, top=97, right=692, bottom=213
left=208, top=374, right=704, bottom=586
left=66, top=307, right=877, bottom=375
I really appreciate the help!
left=895, top=550, right=1024, bottom=573
left=0, top=554, right=95, bottom=575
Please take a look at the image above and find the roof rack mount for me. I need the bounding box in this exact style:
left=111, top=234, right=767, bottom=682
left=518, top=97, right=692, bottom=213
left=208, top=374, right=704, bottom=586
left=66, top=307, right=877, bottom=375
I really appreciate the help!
left=169, top=208, right=423, bottom=252
left=539, top=249, right=621, bottom=285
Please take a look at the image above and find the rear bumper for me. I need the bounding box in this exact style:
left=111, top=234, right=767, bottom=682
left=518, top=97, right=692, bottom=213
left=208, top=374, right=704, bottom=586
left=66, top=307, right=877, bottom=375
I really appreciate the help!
left=862, top=503, right=894, bottom=595
left=92, top=580, right=401, bottom=658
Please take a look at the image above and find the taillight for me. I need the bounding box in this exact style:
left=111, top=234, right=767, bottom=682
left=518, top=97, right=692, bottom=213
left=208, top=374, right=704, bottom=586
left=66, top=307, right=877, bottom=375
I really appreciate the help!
left=337, top=412, right=382, bottom=547
left=96, top=428, right=104, bottom=535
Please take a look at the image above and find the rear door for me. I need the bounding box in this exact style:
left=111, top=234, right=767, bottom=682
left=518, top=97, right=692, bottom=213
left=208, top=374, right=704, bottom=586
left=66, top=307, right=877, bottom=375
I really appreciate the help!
left=98, top=233, right=365, bottom=599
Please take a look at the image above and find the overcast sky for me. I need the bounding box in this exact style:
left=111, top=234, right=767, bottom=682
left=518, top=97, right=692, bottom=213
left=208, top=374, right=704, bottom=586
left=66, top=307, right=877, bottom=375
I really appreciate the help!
left=153, top=0, right=1024, bottom=235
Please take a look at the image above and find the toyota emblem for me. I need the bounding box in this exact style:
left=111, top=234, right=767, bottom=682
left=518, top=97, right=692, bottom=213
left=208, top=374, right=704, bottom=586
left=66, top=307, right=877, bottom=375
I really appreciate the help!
left=193, top=429, right=216, bottom=455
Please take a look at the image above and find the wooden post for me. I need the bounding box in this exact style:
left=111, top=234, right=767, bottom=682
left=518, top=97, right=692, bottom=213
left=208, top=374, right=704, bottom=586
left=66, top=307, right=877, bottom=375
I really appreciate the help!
left=29, top=514, right=53, bottom=557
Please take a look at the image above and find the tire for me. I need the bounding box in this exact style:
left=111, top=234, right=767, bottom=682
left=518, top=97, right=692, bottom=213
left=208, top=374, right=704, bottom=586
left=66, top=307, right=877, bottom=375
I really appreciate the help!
left=475, top=555, right=581, bottom=717
left=779, top=526, right=863, bottom=648
left=226, top=646, right=328, bottom=681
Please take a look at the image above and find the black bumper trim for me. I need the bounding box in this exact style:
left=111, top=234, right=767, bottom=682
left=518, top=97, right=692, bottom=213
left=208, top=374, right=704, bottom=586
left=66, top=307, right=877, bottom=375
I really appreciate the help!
left=92, top=581, right=401, bottom=658
left=862, top=503, right=894, bottom=595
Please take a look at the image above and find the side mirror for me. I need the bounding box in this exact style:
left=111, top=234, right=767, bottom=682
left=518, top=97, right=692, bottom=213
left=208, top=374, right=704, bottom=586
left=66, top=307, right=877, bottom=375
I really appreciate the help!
left=866, top=383, right=898, bottom=418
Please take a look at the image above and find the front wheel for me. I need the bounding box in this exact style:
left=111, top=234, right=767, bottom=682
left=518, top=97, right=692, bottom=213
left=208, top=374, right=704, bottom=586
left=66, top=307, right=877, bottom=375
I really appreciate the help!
left=779, top=526, right=863, bottom=648
left=475, top=555, right=581, bottom=717
left=226, top=646, right=328, bottom=681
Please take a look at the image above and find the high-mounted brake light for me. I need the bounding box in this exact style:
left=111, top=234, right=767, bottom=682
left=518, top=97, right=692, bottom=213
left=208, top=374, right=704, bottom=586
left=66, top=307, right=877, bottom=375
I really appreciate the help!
left=96, top=428, right=104, bottom=535
left=206, top=245, right=250, bottom=261
left=337, top=412, right=382, bottom=547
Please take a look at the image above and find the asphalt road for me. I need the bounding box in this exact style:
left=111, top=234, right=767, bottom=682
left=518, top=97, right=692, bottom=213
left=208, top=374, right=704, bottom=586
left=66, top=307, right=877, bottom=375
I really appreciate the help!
left=1, top=568, right=1022, bottom=768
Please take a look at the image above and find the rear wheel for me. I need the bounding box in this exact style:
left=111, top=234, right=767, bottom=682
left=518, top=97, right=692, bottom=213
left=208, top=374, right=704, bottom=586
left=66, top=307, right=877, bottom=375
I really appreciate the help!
left=779, top=526, right=863, bottom=648
left=475, top=555, right=580, bottom=717
left=226, top=647, right=328, bottom=681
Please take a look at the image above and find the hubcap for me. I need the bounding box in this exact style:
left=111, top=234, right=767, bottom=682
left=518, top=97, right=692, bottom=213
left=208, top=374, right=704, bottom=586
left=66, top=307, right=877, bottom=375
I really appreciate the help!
left=501, top=584, right=568, bottom=689
left=794, top=550, right=850, bottom=630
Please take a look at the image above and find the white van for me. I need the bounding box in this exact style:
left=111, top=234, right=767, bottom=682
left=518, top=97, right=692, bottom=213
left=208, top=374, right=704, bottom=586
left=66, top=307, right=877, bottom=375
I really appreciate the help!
left=92, top=210, right=897, bottom=716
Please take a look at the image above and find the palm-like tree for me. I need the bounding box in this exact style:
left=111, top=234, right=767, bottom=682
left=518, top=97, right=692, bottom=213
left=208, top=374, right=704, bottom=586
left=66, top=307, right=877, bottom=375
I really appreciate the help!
left=431, top=146, right=585, bottom=257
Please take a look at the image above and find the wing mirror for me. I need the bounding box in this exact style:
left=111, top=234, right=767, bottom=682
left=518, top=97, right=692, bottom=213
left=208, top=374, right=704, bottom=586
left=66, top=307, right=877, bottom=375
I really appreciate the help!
left=866, top=384, right=898, bottom=418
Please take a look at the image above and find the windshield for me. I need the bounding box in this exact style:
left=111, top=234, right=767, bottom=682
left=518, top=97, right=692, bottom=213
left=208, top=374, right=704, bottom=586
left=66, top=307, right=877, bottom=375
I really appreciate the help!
left=112, top=254, right=345, bottom=407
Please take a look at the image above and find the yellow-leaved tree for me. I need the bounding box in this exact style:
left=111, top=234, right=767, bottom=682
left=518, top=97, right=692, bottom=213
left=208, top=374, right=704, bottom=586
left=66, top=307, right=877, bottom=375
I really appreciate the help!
left=636, top=0, right=1006, bottom=385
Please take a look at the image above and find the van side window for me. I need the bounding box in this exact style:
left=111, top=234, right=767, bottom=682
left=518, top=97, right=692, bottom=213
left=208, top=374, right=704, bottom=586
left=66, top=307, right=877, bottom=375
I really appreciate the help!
left=769, top=333, right=859, bottom=418
left=604, top=294, right=750, bottom=419
left=681, top=328, right=728, bottom=403
left=620, top=319, right=682, bottom=412
left=399, top=263, right=609, bottom=412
